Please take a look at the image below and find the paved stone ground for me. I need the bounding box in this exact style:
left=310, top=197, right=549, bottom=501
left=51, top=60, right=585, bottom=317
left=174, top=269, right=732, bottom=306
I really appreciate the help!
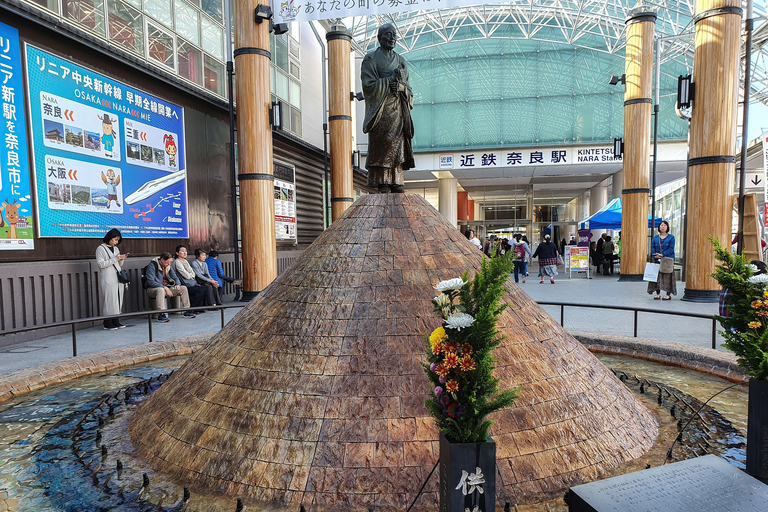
left=0, top=302, right=244, bottom=376
left=520, top=263, right=723, bottom=351
left=0, top=265, right=724, bottom=376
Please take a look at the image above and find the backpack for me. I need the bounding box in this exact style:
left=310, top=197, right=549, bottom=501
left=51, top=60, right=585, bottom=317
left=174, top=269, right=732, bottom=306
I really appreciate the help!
left=515, top=243, right=526, bottom=259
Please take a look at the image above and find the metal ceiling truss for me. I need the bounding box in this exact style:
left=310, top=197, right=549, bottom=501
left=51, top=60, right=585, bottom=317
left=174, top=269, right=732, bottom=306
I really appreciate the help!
left=349, top=0, right=768, bottom=104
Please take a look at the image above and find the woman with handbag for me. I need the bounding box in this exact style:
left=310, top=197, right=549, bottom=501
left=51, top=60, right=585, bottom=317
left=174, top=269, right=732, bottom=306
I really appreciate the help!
left=96, top=228, right=128, bottom=330
left=532, top=234, right=560, bottom=284
left=647, top=220, right=676, bottom=300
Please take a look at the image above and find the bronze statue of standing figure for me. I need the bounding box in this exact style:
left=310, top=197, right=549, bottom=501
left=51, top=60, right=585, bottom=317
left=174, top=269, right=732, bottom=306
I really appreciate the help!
left=361, top=23, right=415, bottom=194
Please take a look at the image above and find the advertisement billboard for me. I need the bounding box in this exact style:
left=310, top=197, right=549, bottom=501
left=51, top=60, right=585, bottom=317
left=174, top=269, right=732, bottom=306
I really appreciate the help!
left=25, top=45, right=188, bottom=238
left=0, top=22, right=33, bottom=249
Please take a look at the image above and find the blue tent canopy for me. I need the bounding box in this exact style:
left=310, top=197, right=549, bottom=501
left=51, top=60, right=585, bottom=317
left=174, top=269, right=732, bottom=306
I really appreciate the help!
left=578, top=198, right=662, bottom=230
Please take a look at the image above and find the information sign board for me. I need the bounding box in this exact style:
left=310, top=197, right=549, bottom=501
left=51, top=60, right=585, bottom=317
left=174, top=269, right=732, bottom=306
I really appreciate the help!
left=0, top=22, right=33, bottom=249
left=25, top=45, right=188, bottom=238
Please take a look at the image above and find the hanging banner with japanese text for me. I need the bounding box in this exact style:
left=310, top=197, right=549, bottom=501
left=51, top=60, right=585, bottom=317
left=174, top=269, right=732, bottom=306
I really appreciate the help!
left=25, top=45, right=188, bottom=239
left=0, top=22, right=33, bottom=250
left=274, top=0, right=496, bottom=24
left=763, top=132, right=768, bottom=229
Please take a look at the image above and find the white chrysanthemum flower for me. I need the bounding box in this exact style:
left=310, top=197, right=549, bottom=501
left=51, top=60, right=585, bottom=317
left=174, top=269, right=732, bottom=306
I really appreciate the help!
left=435, top=278, right=467, bottom=292
left=441, top=307, right=452, bottom=320
left=445, top=312, right=475, bottom=331
left=751, top=264, right=760, bottom=273
left=434, top=294, right=452, bottom=308
left=749, top=274, right=768, bottom=284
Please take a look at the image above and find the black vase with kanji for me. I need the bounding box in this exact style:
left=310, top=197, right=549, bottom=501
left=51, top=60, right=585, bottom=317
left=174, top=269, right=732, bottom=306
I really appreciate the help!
left=439, top=432, right=497, bottom=512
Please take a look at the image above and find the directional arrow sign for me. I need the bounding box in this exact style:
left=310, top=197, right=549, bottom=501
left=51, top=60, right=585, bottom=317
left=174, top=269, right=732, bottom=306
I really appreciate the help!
left=68, top=169, right=77, bottom=180
left=745, top=172, right=763, bottom=189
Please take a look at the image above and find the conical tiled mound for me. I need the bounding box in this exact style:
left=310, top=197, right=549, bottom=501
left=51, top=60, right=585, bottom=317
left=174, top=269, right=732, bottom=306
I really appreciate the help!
left=130, top=193, right=658, bottom=509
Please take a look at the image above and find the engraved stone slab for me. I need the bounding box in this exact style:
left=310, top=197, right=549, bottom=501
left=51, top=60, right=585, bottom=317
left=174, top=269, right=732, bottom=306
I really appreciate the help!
left=568, top=455, right=768, bottom=512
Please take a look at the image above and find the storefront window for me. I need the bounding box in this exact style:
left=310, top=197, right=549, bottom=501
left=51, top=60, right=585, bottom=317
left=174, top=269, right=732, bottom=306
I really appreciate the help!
left=289, top=77, right=300, bottom=106
left=289, top=104, right=302, bottom=136
left=144, top=0, right=172, bottom=28
left=204, top=55, right=225, bottom=96
left=174, top=0, right=200, bottom=46
left=274, top=35, right=289, bottom=73
left=201, top=0, right=222, bottom=23
left=107, top=0, right=143, bottom=56
left=201, top=16, right=223, bottom=61
left=147, top=23, right=175, bottom=69
left=123, top=0, right=141, bottom=8
left=178, top=39, right=202, bottom=85
left=63, top=0, right=105, bottom=36
left=274, top=70, right=289, bottom=102
left=28, top=0, right=59, bottom=14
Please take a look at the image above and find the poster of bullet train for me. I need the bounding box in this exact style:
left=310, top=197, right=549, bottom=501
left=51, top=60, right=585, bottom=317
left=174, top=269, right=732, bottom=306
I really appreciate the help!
left=25, top=45, right=188, bottom=238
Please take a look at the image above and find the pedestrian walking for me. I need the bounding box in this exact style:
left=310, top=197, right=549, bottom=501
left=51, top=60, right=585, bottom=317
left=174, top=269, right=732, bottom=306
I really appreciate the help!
left=533, top=234, right=560, bottom=284
left=647, top=220, right=677, bottom=300
left=511, top=234, right=532, bottom=283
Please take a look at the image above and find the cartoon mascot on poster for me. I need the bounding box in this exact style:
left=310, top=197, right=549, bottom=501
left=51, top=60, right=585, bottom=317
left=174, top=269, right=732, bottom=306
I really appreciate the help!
left=101, top=169, right=121, bottom=209
left=98, top=112, right=118, bottom=158
left=164, top=134, right=178, bottom=168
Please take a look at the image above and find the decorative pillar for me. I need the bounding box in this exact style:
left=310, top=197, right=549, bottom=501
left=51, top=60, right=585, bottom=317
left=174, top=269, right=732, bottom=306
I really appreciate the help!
left=327, top=21, right=354, bottom=221
left=235, top=2, right=276, bottom=300
left=612, top=170, right=623, bottom=200
left=457, top=191, right=470, bottom=222
left=683, top=0, right=742, bottom=301
left=590, top=179, right=609, bottom=239
left=619, top=9, right=656, bottom=280
left=438, top=177, right=458, bottom=227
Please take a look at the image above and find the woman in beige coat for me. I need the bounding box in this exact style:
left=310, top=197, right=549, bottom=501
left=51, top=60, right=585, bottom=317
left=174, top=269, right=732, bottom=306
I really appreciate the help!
left=96, top=228, right=127, bottom=330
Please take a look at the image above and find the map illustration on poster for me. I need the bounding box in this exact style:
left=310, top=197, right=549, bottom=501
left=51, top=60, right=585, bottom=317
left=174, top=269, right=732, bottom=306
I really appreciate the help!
left=25, top=45, right=188, bottom=238
left=0, top=22, right=34, bottom=249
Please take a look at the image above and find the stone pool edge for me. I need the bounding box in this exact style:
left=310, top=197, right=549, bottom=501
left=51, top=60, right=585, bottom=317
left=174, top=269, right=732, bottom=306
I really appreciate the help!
left=574, top=332, right=749, bottom=384
left=0, top=332, right=749, bottom=404
left=0, top=334, right=210, bottom=403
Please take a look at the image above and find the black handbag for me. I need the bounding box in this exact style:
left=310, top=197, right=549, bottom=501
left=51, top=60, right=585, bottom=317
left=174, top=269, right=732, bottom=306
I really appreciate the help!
left=116, top=269, right=130, bottom=284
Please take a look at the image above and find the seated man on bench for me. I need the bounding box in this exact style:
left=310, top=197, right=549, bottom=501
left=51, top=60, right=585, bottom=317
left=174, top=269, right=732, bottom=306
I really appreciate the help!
left=144, top=252, right=197, bottom=323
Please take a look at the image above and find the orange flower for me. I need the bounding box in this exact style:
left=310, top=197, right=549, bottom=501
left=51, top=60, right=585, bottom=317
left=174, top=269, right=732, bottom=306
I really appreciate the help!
left=444, top=352, right=460, bottom=369
left=435, top=364, right=449, bottom=377
left=446, top=380, right=459, bottom=393
left=444, top=342, right=459, bottom=354
left=758, top=311, right=768, bottom=317
left=752, top=300, right=763, bottom=309
left=749, top=321, right=762, bottom=329
left=459, top=356, right=476, bottom=372
left=432, top=342, right=444, bottom=355
left=763, top=290, right=768, bottom=300
left=461, top=343, right=473, bottom=355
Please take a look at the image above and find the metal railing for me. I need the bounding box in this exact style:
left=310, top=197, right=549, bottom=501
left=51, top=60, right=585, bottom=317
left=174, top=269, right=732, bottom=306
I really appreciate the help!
left=0, top=300, right=722, bottom=360
left=536, top=301, right=720, bottom=349
left=0, top=304, right=246, bottom=357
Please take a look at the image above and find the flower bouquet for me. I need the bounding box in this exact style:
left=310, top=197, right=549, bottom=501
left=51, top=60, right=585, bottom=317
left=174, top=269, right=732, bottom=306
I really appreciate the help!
left=711, top=239, right=768, bottom=484
left=423, top=255, right=520, bottom=443
left=710, top=237, right=768, bottom=379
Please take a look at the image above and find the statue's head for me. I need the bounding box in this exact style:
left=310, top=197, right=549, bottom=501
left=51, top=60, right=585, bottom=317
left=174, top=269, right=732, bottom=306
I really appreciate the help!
left=377, top=23, right=397, bottom=50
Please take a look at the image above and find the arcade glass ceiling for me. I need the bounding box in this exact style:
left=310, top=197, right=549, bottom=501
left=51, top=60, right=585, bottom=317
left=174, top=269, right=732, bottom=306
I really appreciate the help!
left=346, top=1, right=768, bottom=153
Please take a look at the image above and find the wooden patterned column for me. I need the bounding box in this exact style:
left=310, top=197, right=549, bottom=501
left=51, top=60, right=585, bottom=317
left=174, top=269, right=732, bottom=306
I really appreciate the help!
left=683, top=0, right=742, bottom=301
left=619, top=9, right=656, bottom=281
left=327, top=21, right=353, bottom=221
left=235, top=2, right=276, bottom=300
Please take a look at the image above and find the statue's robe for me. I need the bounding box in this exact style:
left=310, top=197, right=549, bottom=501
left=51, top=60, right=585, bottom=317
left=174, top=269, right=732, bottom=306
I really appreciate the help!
left=361, top=47, right=415, bottom=187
